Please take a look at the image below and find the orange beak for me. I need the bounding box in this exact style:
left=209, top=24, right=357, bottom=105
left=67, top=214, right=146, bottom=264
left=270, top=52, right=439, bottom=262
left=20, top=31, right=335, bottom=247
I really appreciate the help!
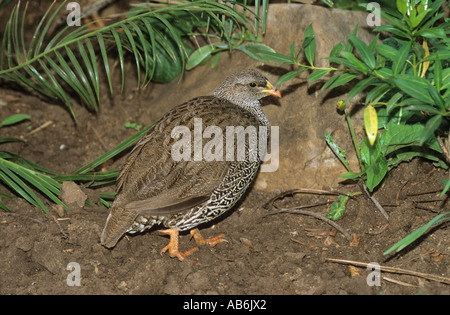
left=261, top=80, right=282, bottom=98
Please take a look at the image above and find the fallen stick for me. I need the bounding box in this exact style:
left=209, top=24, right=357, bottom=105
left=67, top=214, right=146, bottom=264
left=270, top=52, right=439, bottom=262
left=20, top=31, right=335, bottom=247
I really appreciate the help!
left=267, top=207, right=351, bottom=241
left=326, top=258, right=450, bottom=285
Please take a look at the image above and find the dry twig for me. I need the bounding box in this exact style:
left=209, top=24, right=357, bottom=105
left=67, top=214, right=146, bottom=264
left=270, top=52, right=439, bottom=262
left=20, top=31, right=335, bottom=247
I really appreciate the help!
left=264, top=188, right=352, bottom=241
left=27, top=120, right=53, bottom=136
left=266, top=208, right=351, bottom=241
left=326, top=258, right=450, bottom=285
left=362, top=183, right=389, bottom=220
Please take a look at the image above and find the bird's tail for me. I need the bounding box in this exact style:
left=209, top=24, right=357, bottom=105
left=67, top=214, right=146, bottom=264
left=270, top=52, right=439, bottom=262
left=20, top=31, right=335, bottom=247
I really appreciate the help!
left=100, top=206, right=137, bottom=248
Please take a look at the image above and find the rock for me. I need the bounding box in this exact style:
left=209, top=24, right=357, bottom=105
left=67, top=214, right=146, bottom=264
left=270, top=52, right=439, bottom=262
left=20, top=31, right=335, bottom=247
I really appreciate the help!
left=139, top=4, right=376, bottom=192
left=32, top=240, right=65, bottom=275
left=15, top=236, right=33, bottom=252
left=60, top=181, right=87, bottom=209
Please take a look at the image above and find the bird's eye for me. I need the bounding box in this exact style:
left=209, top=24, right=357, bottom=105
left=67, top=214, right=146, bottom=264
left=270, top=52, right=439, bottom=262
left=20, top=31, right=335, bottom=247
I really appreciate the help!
left=249, top=82, right=257, bottom=87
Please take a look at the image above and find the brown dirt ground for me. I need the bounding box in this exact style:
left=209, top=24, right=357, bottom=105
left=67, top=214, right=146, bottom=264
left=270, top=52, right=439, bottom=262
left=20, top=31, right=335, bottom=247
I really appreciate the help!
left=0, top=1, right=449, bottom=296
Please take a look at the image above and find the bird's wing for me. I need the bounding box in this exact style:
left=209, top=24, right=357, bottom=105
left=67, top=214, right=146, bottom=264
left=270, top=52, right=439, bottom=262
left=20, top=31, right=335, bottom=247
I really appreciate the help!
left=114, top=96, right=259, bottom=216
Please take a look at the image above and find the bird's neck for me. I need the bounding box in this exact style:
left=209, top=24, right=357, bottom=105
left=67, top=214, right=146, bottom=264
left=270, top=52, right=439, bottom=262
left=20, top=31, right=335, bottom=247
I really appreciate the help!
left=212, top=92, right=269, bottom=126
left=244, top=103, right=270, bottom=126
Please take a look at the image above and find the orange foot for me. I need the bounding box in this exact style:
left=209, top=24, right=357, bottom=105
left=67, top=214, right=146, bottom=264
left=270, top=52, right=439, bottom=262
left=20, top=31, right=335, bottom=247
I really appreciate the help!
left=159, top=228, right=198, bottom=261
left=190, top=228, right=228, bottom=247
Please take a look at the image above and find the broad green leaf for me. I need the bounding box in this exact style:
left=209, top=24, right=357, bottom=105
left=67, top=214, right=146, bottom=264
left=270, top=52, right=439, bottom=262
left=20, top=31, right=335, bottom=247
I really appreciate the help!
left=373, top=67, right=394, bottom=79
left=427, top=82, right=445, bottom=111
left=380, top=121, right=442, bottom=157
left=344, top=23, right=358, bottom=53
left=410, top=9, right=429, bottom=28
left=403, top=104, right=442, bottom=116
left=1, top=114, right=30, bottom=127
left=329, top=42, right=345, bottom=58
left=396, top=0, right=407, bottom=15
left=303, top=24, right=315, bottom=66
left=347, top=34, right=375, bottom=69
left=322, top=73, right=357, bottom=90
left=366, top=156, right=388, bottom=192
left=423, top=50, right=450, bottom=62
left=375, top=44, right=397, bottom=60
left=365, top=83, right=390, bottom=105
left=392, top=41, right=411, bottom=74
left=359, top=136, right=388, bottom=192
left=210, top=52, right=221, bottom=69
left=386, top=92, right=403, bottom=113
left=420, top=115, right=442, bottom=145
left=415, top=27, right=446, bottom=39
left=236, top=43, right=291, bottom=63
left=373, top=25, right=410, bottom=39
left=327, top=195, right=349, bottom=221
left=340, top=51, right=370, bottom=75
left=307, top=69, right=330, bottom=83
left=347, top=77, right=378, bottom=102
left=434, top=55, right=442, bottom=91
left=275, top=69, right=307, bottom=87
left=328, top=56, right=365, bottom=73
left=186, top=45, right=214, bottom=70
left=368, top=34, right=379, bottom=52
left=393, top=75, right=433, bottom=104
left=289, top=41, right=296, bottom=61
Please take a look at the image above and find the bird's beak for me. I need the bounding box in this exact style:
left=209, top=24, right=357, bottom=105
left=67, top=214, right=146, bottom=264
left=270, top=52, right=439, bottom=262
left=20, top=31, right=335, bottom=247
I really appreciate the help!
left=261, top=80, right=282, bottom=98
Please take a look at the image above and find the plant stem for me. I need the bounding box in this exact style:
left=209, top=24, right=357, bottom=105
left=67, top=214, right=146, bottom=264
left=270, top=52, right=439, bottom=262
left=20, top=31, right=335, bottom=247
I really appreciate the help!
left=294, top=62, right=341, bottom=72
left=344, top=107, right=362, bottom=170
left=362, top=182, right=389, bottom=220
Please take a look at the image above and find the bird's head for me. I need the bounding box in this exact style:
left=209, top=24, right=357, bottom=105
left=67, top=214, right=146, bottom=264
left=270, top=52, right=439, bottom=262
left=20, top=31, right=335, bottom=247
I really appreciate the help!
left=213, top=69, right=281, bottom=108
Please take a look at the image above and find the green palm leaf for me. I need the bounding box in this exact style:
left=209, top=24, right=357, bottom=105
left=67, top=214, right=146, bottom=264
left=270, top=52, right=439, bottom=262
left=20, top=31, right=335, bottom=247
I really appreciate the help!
left=0, top=0, right=268, bottom=213
left=0, top=0, right=261, bottom=118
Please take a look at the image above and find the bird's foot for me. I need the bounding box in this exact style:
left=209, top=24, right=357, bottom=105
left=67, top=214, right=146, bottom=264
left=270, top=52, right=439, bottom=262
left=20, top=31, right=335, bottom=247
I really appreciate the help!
left=159, top=228, right=198, bottom=261
left=190, top=228, right=228, bottom=247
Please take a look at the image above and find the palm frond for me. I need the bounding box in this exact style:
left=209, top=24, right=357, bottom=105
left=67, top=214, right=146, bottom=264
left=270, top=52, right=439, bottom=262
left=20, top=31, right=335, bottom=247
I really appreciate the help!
left=0, top=0, right=269, bottom=213
left=0, top=0, right=263, bottom=117
left=0, top=152, right=66, bottom=213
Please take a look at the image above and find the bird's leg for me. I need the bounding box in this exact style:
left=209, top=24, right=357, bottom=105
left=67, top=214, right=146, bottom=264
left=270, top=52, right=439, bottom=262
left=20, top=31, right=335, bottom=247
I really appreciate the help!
left=83, top=13, right=106, bottom=29
left=190, top=228, right=227, bottom=247
left=90, top=12, right=106, bottom=27
left=159, top=228, right=198, bottom=261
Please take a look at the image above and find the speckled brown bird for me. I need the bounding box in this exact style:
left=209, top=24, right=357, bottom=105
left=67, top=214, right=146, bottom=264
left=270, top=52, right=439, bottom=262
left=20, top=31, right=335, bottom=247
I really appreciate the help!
left=100, top=69, right=281, bottom=260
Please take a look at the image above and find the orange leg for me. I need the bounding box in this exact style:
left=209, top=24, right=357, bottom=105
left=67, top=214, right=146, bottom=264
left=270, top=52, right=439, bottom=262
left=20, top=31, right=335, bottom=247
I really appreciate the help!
left=84, top=13, right=106, bottom=29
left=91, top=12, right=106, bottom=27
left=190, top=228, right=227, bottom=247
left=159, top=228, right=198, bottom=261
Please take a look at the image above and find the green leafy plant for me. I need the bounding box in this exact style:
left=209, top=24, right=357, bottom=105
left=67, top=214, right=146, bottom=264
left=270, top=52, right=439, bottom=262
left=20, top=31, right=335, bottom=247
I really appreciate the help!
left=245, top=0, right=449, bottom=193
left=0, top=113, right=66, bottom=213
left=0, top=0, right=271, bottom=213
left=0, top=0, right=267, bottom=118
left=384, top=211, right=450, bottom=255
left=241, top=0, right=449, bottom=252
left=0, top=116, right=152, bottom=213
left=125, top=122, right=143, bottom=131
